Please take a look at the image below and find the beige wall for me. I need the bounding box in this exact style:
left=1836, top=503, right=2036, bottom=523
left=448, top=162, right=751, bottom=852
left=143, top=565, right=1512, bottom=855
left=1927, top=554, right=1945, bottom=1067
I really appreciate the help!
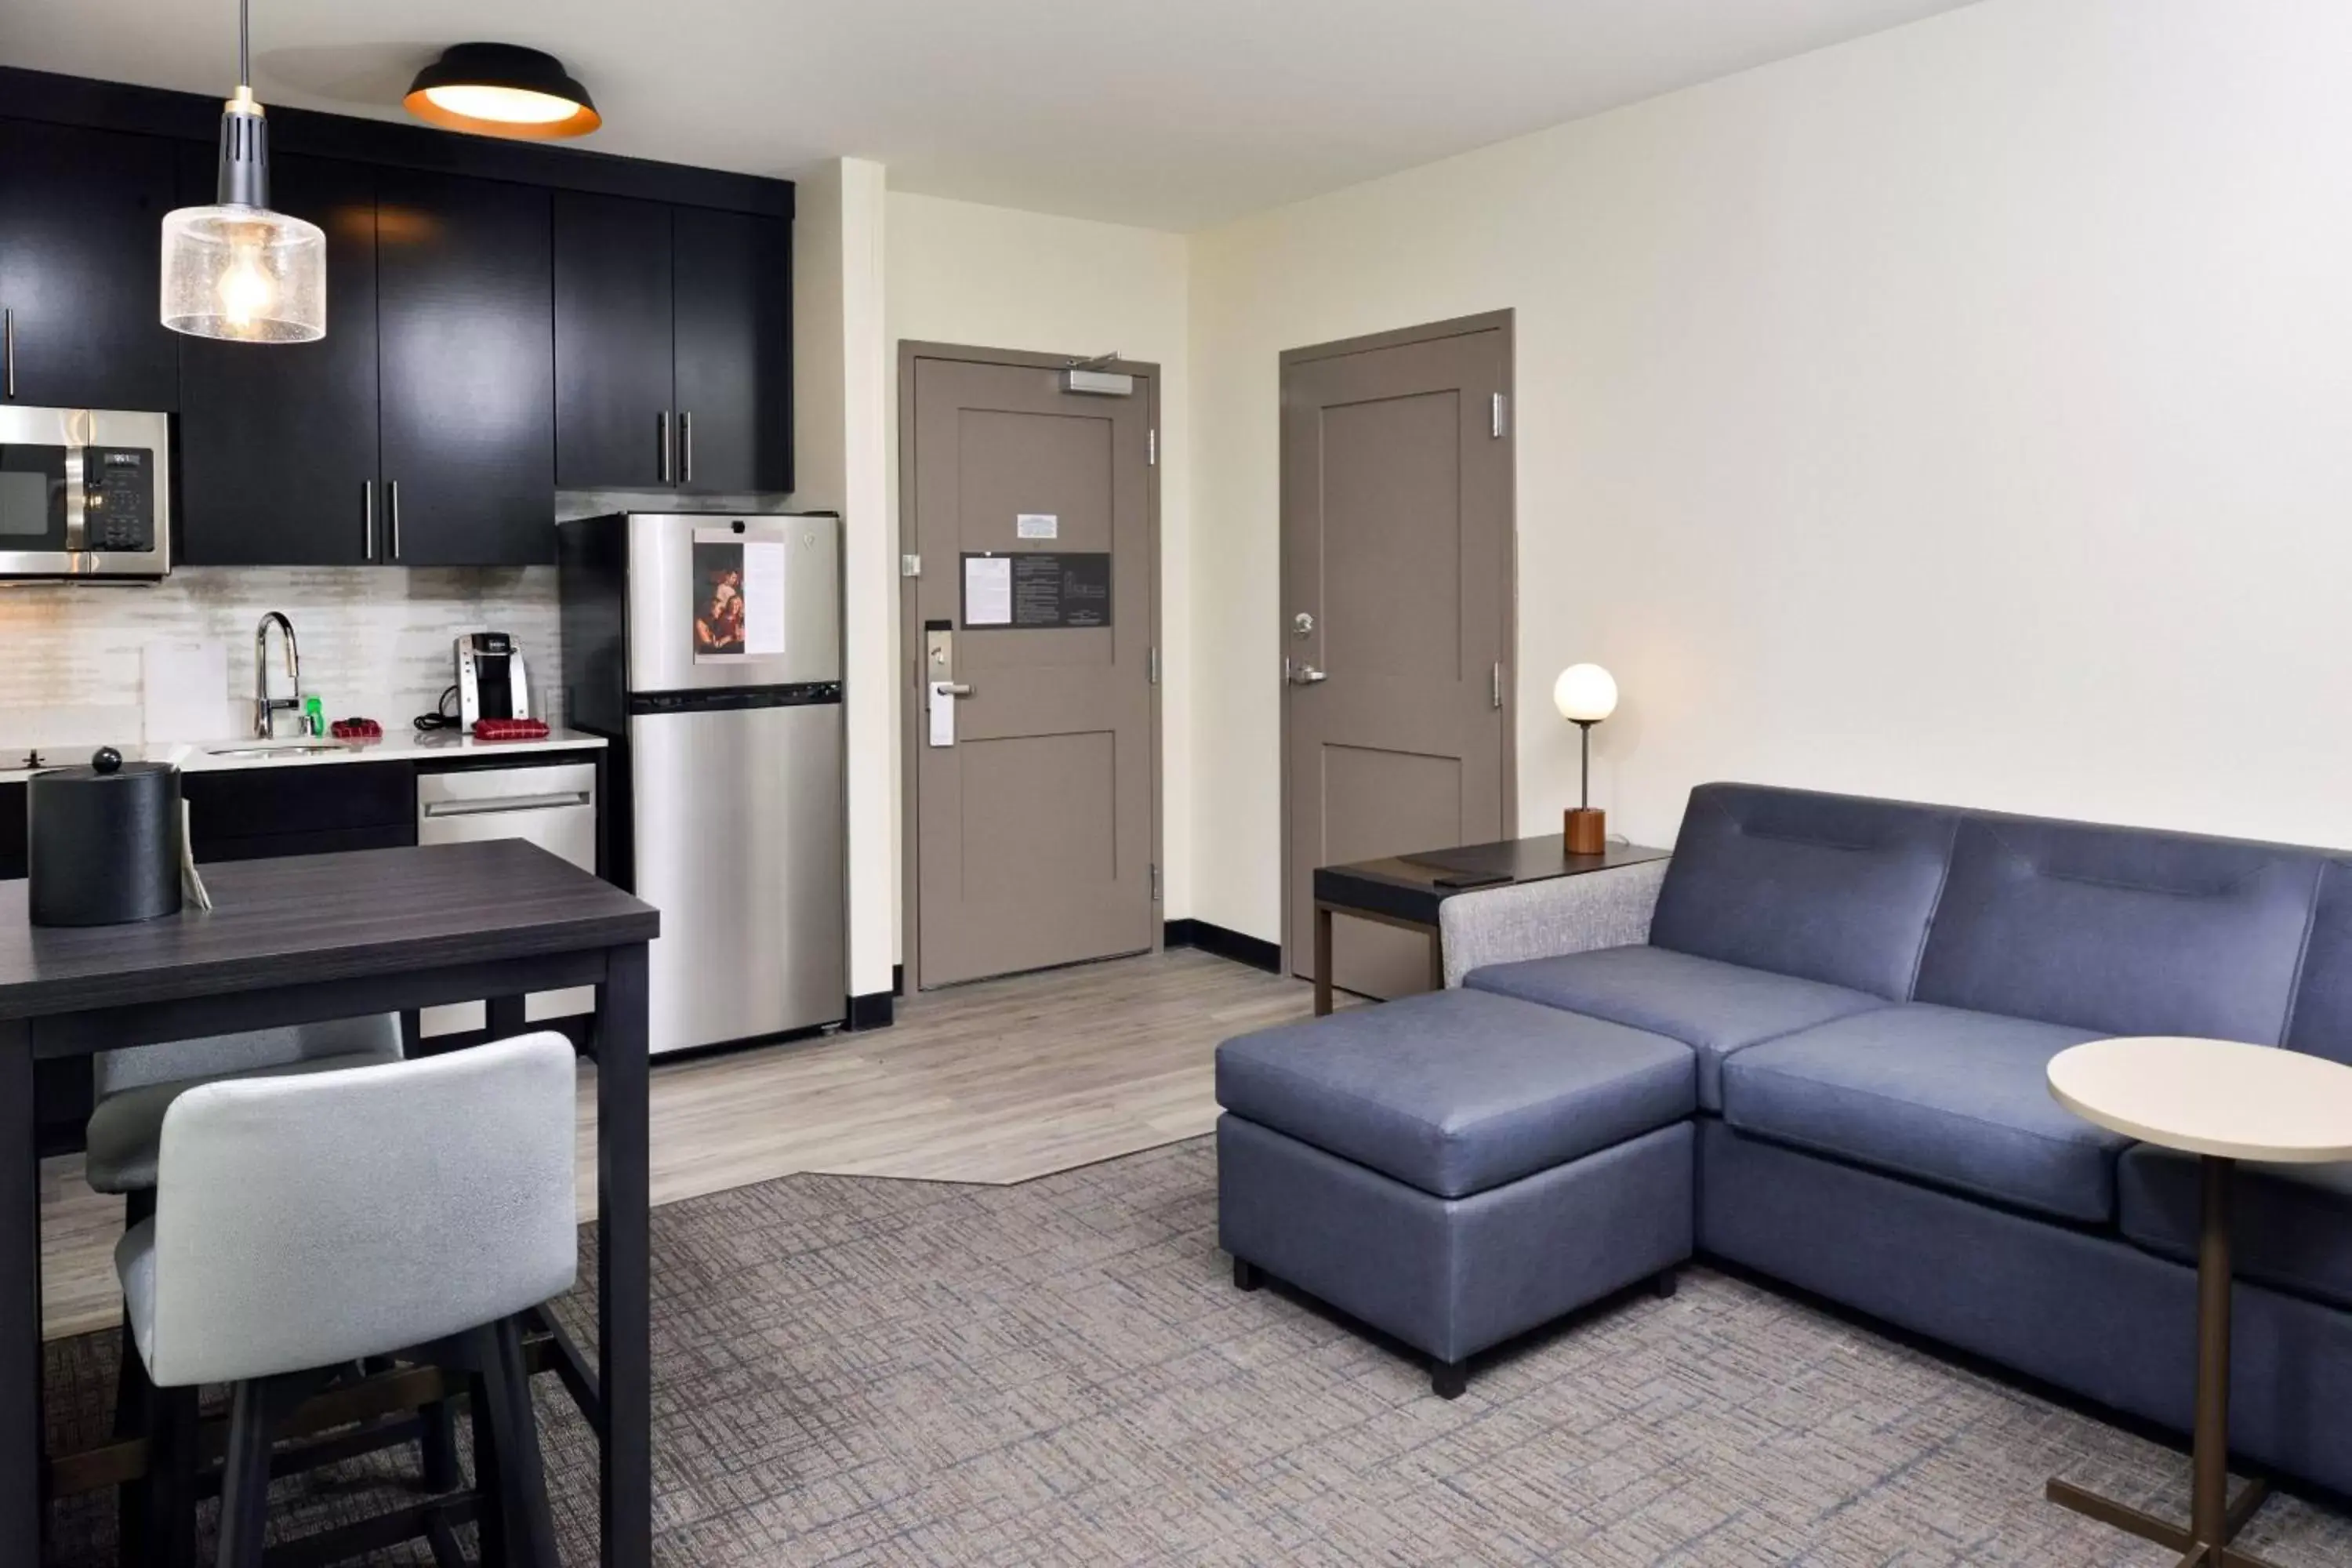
left=1187, top=0, right=2352, bottom=944
left=790, top=157, right=896, bottom=997
left=883, top=191, right=1196, bottom=920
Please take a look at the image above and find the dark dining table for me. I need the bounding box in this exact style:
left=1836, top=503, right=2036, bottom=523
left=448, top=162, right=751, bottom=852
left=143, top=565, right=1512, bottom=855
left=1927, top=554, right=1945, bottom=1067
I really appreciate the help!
left=0, top=839, right=659, bottom=1566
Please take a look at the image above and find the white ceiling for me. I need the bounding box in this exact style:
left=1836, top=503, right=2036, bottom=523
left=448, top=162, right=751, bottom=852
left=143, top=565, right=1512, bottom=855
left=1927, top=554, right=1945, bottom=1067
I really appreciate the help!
left=4, top=0, right=1981, bottom=230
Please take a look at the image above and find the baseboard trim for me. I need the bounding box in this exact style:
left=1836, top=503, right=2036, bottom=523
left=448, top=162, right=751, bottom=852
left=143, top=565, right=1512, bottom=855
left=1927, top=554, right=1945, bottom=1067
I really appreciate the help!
left=1164, top=918, right=1283, bottom=975
left=847, top=990, right=895, bottom=1030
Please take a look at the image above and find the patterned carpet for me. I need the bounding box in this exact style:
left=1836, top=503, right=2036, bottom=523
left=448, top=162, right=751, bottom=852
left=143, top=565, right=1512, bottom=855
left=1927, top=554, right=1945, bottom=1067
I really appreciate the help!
left=45, top=1135, right=2352, bottom=1565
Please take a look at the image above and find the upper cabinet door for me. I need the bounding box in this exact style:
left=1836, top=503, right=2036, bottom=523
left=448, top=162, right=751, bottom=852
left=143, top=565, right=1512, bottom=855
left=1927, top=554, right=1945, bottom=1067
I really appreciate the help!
left=176, top=152, right=382, bottom=566
left=554, top=192, right=675, bottom=490
left=376, top=169, right=555, bottom=566
left=672, top=207, right=790, bottom=494
left=0, top=119, right=180, bottom=411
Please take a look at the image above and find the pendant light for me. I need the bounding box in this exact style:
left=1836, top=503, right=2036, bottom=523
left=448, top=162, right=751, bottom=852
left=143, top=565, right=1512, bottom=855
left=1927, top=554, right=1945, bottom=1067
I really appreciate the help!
left=405, top=45, right=601, bottom=140
left=159, top=0, right=325, bottom=343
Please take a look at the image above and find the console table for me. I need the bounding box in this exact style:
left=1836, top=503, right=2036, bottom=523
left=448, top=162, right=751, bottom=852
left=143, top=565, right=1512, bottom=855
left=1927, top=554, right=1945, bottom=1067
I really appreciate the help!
left=1312, top=836, right=1669, bottom=1015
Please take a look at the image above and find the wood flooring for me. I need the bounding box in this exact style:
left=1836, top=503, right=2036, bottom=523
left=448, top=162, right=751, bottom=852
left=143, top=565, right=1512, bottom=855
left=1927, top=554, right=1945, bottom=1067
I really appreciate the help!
left=38, top=946, right=1323, bottom=1342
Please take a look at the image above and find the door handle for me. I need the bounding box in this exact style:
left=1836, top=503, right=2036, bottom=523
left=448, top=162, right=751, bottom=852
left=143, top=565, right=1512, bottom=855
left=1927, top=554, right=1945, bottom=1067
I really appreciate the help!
left=937, top=682, right=974, bottom=698
left=387, top=480, right=401, bottom=561
left=1286, top=660, right=1329, bottom=686
left=3, top=308, right=13, bottom=399
left=658, top=412, right=672, bottom=483
left=362, top=481, right=376, bottom=560
left=680, top=410, right=694, bottom=485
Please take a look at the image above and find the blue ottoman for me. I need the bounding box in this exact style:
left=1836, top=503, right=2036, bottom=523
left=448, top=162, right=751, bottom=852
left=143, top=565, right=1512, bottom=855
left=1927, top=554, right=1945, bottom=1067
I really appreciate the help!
left=1215, top=988, right=1696, bottom=1396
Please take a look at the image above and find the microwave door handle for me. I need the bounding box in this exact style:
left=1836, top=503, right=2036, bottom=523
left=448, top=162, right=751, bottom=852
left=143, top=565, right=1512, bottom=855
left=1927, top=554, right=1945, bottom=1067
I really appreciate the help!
left=62, top=447, right=86, bottom=557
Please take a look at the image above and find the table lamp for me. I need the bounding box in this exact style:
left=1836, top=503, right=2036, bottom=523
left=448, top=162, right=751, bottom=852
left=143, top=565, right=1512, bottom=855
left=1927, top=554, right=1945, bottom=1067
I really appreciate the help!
left=1553, top=663, right=1618, bottom=855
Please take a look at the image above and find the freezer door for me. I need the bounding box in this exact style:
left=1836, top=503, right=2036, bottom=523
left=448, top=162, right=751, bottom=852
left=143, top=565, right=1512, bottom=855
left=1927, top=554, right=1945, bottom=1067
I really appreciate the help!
left=626, top=512, right=840, bottom=693
left=631, top=701, right=845, bottom=1053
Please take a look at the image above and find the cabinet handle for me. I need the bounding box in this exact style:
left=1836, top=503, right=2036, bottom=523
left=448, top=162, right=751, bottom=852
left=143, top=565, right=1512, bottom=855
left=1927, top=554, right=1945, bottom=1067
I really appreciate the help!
left=387, top=479, right=401, bottom=561
left=363, top=480, right=376, bottom=561
left=658, top=411, right=671, bottom=484
left=681, top=410, right=693, bottom=485
left=3, top=309, right=13, bottom=399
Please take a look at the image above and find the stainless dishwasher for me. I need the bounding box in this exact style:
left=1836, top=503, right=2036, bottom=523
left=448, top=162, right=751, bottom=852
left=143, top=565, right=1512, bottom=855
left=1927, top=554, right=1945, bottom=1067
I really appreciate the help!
left=416, top=760, right=599, bottom=1038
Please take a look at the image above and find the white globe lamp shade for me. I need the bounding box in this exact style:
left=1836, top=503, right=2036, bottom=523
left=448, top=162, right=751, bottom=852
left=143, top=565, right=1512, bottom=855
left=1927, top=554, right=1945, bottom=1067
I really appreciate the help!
left=161, top=204, right=326, bottom=343
left=1552, top=664, right=1619, bottom=724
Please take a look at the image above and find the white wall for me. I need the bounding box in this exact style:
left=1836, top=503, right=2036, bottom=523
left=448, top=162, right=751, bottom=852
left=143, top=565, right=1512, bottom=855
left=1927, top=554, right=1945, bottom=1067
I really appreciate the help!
left=790, top=157, right=897, bottom=998
left=883, top=191, right=1195, bottom=919
left=1188, top=0, right=2352, bottom=944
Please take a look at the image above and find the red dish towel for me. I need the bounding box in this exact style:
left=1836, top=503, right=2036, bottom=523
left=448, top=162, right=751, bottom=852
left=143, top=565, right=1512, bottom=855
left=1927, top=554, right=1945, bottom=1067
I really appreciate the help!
left=472, top=718, right=552, bottom=741
left=329, top=718, right=383, bottom=740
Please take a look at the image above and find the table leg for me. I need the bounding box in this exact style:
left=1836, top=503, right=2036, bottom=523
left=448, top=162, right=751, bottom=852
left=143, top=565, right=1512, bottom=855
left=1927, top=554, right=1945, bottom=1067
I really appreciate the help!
left=2191, top=1155, right=2236, bottom=1555
left=1313, top=904, right=1334, bottom=1017
left=1428, top=927, right=1446, bottom=994
left=2047, top=1152, right=2278, bottom=1566
left=0, top=1025, right=42, bottom=1565
left=596, top=944, right=652, bottom=1568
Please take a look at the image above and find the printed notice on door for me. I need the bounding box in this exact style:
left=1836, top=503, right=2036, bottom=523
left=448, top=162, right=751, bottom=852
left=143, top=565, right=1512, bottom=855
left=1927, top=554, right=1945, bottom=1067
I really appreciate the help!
left=963, top=554, right=1014, bottom=626
left=960, top=552, right=1112, bottom=629
left=693, top=529, right=788, bottom=661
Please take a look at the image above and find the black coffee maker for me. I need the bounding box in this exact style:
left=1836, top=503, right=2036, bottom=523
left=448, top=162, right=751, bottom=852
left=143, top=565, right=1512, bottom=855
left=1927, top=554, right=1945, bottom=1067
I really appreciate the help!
left=456, top=632, right=531, bottom=728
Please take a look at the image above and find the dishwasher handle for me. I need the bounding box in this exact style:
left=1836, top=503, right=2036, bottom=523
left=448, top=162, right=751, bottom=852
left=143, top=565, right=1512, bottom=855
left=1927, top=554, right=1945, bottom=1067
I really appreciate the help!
left=421, top=790, right=593, bottom=818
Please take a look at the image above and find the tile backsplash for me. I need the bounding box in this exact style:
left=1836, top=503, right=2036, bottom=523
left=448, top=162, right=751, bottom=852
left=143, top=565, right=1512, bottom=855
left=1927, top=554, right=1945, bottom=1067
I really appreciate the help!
left=0, top=566, right=559, bottom=748
left=0, top=494, right=799, bottom=751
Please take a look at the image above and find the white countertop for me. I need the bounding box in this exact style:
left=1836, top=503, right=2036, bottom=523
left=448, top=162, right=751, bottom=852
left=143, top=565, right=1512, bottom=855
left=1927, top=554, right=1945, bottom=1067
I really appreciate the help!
left=0, top=726, right=606, bottom=785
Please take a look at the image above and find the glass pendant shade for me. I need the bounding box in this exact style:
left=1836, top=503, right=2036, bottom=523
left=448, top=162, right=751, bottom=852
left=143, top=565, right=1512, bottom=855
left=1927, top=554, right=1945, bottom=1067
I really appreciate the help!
left=162, top=72, right=325, bottom=343
left=161, top=204, right=325, bottom=343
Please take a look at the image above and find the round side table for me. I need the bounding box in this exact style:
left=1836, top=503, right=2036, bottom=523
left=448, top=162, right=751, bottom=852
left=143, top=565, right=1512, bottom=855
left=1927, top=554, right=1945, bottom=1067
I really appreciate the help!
left=2046, top=1036, right=2352, bottom=1567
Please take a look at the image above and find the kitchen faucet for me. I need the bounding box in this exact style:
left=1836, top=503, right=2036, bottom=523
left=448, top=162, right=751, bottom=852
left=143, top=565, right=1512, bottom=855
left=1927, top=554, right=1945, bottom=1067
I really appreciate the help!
left=254, top=612, right=306, bottom=739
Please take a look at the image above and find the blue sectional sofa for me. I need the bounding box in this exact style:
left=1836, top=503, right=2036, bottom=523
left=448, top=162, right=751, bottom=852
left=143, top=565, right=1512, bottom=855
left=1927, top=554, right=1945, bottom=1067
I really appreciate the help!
left=1218, top=782, right=2352, bottom=1498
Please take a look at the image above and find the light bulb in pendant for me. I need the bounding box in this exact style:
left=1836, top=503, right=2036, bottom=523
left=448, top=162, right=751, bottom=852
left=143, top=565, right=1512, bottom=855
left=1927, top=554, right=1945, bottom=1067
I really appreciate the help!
left=219, top=238, right=275, bottom=335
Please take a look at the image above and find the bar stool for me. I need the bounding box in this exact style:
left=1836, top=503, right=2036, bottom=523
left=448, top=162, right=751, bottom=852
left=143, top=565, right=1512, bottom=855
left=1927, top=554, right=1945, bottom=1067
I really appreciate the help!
left=121, top=1032, right=580, bottom=1568
left=84, top=1017, right=451, bottom=1545
left=85, top=1015, right=408, bottom=1210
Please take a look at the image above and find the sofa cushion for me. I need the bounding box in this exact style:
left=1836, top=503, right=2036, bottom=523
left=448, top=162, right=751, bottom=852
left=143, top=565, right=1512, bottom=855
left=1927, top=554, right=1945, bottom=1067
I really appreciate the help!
left=1915, top=814, right=2323, bottom=1044
left=1214, top=989, right=1693, bottom=1200
left=2285, top=860, right=2352, bottom=1068
left=1719, top=1004, right=2119, bottom=1222
left=2118, top=1145, right=2352, bottom=1311
left=1648, top=782, right=1962, bottom=999
left=1465, top=944, right=1890, bottom=1110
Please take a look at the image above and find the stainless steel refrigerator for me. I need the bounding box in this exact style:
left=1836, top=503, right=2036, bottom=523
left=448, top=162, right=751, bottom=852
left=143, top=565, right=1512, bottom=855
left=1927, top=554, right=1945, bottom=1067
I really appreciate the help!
left=559, top=511, right=844, bottom=1054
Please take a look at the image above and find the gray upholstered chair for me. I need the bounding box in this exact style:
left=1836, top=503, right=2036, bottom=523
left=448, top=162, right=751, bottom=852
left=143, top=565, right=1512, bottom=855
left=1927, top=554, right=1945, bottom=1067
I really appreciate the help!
left=87, top=1014, right=438, bottom=1537
left=85, top=1014, right=408, bottom=1204
left=123, top=1032, right=579, bottom=1568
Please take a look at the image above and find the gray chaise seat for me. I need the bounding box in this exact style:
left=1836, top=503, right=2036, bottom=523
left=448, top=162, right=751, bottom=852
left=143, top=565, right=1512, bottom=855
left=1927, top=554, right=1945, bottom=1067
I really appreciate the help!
left=1217, top=989, right=1694, bottom=1396
left=1218, top=780, right=2352, bottom=1502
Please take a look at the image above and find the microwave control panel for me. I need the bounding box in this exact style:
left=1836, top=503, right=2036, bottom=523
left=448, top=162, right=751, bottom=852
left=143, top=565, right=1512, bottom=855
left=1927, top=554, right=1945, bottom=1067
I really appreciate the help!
left=82, top=446, right=156, bottom=552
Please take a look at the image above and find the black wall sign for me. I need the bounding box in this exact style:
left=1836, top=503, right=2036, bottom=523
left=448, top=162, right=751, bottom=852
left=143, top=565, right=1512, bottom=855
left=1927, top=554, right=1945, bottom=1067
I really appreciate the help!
left=961, top=552, right=1112, bottom=629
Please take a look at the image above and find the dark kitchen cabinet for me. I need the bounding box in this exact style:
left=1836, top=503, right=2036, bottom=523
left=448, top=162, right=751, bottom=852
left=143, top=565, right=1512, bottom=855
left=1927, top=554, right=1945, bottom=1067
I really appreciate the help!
left=376, top=168, right=556, bottom=566
left=554, top=197, right=790, bottom=495
left=176, top=152, right=383, bottom=565
left=674, top=206, right=792, bottom=493
left=0, top=118, right=179, bottom=412
left=554, top=192, right=675, bottom=488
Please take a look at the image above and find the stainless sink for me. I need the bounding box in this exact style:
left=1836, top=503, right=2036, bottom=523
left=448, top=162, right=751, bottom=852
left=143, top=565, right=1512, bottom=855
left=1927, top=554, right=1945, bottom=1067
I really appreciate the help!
left=202, top=742, right=354, bottom=759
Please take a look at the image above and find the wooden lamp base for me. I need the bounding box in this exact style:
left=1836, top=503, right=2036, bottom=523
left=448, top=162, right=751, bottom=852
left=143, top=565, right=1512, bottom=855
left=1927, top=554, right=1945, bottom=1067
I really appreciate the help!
left=1565, top=807, right=1607, bottom=856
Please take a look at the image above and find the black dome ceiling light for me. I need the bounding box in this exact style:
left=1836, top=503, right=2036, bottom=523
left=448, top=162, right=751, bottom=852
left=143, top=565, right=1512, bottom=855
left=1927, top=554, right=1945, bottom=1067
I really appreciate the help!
left=405, top=44, right=601, bottom=140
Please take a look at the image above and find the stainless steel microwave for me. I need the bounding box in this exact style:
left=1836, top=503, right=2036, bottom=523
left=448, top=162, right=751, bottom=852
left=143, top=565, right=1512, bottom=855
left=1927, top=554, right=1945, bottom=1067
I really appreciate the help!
left=0, top=405, right=171, bottom=579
